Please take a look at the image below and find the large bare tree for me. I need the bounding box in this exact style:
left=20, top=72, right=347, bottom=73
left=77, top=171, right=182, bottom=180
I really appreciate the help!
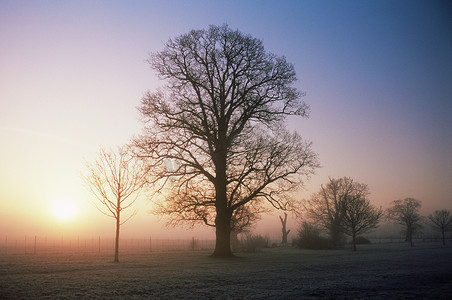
left=428, top=209, right=452, bottom=246
left=135, top=25, right=319, bottom=257
left=386, top=198, right=423, bottom=247
left=305, top=177, right=369, bottom=247
left=84, top=146, right=147, bottom=262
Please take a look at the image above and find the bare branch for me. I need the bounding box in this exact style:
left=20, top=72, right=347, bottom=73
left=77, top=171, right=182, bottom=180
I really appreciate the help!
left=386, top=198, right=423, bottom=247
left=83, top=146, right=148, bottom=262
left=135, top=24, right=319, bottom=256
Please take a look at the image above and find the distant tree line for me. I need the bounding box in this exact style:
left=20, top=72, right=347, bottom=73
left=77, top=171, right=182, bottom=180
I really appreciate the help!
left=296, top=178, right=452, bottom=250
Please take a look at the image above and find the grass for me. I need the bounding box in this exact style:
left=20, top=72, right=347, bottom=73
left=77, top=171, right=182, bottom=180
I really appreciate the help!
left=0, top=242, right=451, bottom=299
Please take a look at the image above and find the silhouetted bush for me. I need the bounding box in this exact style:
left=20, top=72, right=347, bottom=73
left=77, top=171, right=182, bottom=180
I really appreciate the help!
left=295, top=222, right=333, bottom=250
left=240, top=233, right=270, bottom=252
left=354, top=236, right=371, bottom=245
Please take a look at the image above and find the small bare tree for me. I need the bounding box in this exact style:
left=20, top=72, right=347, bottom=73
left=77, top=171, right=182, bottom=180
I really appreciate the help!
left=279, top=212, right=291, bottom=245
left=386, top=198, right=422, bottom=247
left=84, top=146, right=147, bottom=262
left=428, top=209, right=452, bottom=246
left=340, top=195, right=382, bottom=251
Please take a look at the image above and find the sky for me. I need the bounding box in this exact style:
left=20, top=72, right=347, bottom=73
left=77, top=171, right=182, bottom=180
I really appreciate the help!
left=1, top=0, right=451, bottom=240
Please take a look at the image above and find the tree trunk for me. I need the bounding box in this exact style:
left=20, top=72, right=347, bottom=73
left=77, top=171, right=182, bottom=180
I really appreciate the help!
left=281, top=230, right=290, bottom=245
left=352, top=232, right=357, bottom=251
left=441, top=228, right=445, bottom=246
left=280, top=213, right=290, bottom=246
left=213, top=210, right=233, bottom=257
left=114, top=211, right=120, bottom=262
left=330, top=221, right=343, bottom=247
left=407, top=227, right=414, bottom=247
left=212, top=144, right=233, bottom=257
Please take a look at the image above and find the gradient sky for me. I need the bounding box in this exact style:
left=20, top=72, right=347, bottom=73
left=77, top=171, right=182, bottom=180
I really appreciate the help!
left=1, top=0, right=451, bottom=240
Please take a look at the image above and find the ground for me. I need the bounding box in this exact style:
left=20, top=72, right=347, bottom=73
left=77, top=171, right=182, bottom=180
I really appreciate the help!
left=1, top=243, right=451, bottom=299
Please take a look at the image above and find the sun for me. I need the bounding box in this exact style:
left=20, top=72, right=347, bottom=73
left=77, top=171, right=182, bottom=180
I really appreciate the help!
left=52, top=197, right=77, bottom=221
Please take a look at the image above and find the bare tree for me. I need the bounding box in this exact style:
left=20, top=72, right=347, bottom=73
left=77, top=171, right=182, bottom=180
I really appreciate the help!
left=305, top=177, right=368, bottom=247
left=84, top=146, right=147, bottom=262
left=428, top=209, right=452, bottom=246
left=386, top=198, right=422, bottom=247
left=340, top=195, right=383, bottom=251
left=279, top=212, right=291, bottom=245
left=135, top=24, right=319, bottom=257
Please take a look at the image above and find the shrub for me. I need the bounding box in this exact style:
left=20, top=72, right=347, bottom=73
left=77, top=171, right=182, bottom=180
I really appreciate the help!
left=240, top=233, right=270, bottom=252
left=295, top=222, right=333, bottom=250
left=354, top=236, right=371, bottom=245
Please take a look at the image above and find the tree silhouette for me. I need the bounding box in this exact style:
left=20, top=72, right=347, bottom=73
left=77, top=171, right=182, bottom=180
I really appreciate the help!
left=135, top=24, right=319, bottom=257
left=340, top=195, right=382, bottom=251
left=84, top=146, right=147, bottom=262
left=428, top=209, right=452, bottom=246
left=386, top=198, right=422, bottom=247
left=305, top=177, right=368, bottom=247
left=279, top=212, right=291, bottom=245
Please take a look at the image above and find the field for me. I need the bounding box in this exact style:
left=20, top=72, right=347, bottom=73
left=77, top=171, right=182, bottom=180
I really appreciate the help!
left=1, top=242, right=451, bottom=299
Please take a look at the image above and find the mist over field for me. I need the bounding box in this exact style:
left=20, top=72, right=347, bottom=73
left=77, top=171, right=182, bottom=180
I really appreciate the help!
left=1, top=243, right=451, bottom=298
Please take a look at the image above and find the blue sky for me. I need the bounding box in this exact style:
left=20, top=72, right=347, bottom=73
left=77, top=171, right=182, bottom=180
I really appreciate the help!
left=0, top=0, right=451, bottom=238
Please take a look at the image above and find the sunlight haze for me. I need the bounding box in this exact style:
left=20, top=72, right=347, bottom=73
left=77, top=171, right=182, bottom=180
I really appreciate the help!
left=1, top=0, right=451, bottom=241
